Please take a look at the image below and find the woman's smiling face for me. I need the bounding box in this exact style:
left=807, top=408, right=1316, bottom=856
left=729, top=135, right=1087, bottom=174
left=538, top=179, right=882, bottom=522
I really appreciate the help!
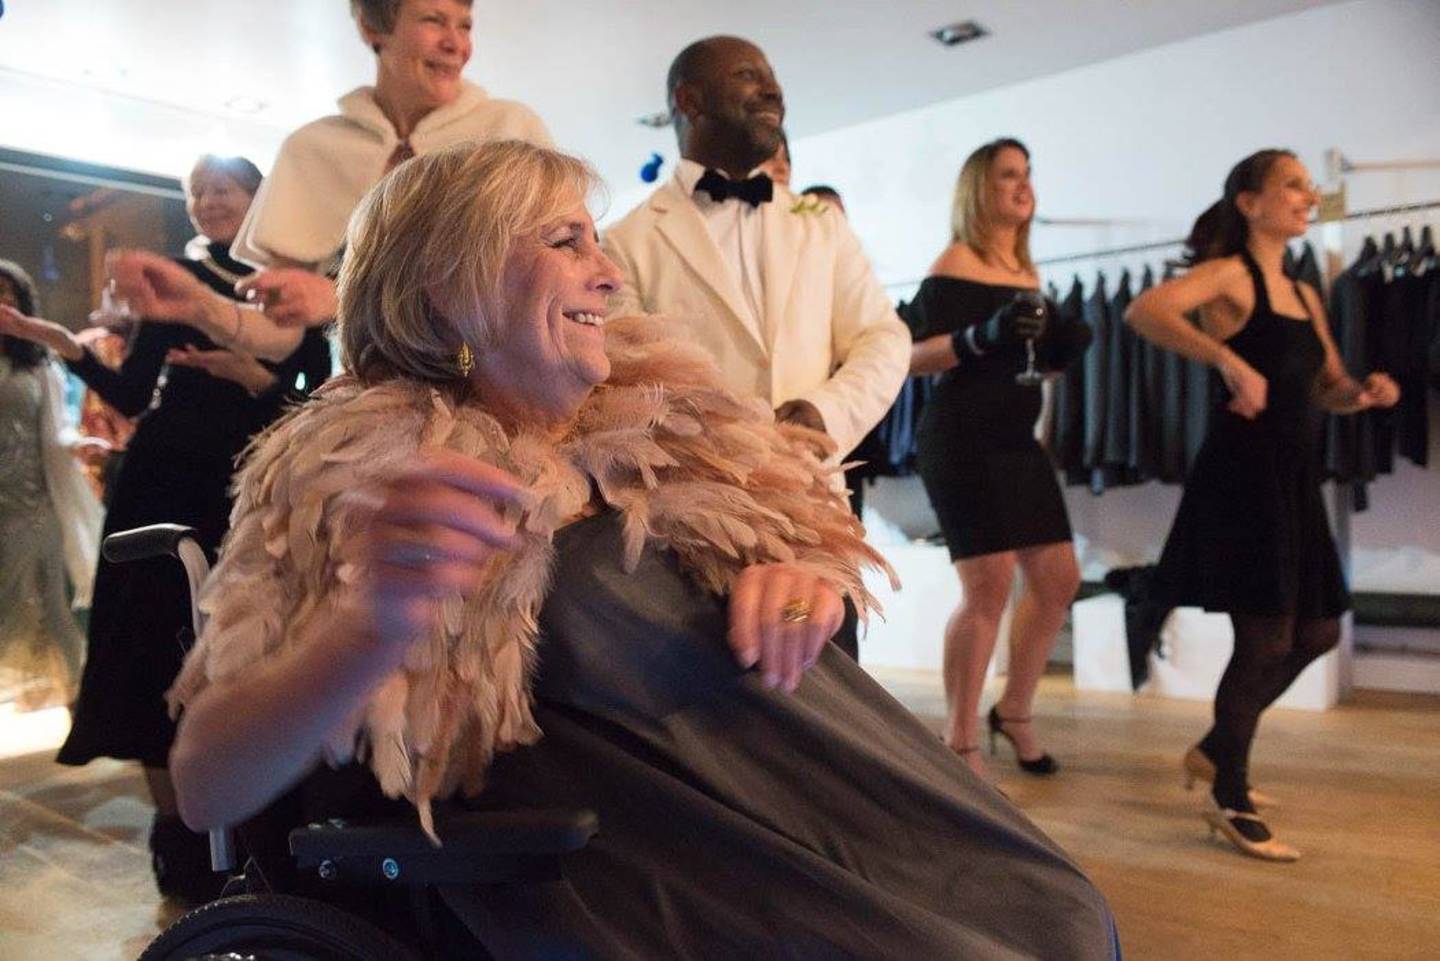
left=368, top=0, right=474, bottom=113
left=471, top=195, right=622, bottom=427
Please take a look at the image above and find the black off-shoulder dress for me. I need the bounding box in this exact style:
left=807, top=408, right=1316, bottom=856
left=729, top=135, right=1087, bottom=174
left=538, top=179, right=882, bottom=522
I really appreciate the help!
left=907, top=276, right=1074, bottom=560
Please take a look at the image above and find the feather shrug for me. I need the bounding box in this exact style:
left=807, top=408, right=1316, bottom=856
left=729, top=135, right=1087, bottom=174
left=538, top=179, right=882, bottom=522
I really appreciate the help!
left=170, top=315, right=897, bottom=832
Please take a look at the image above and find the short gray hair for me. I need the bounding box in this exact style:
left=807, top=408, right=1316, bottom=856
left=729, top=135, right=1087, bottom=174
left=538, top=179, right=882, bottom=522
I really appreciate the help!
left=350, top=0, right=473, bottom=39
left=337, top=139, right=597, bottom=388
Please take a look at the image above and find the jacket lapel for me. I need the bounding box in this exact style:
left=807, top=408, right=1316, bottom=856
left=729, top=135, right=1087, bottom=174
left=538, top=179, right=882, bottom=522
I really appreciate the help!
left=650, top=181, right=768, bottom=356
left=760, top=193, right=803, bottom=352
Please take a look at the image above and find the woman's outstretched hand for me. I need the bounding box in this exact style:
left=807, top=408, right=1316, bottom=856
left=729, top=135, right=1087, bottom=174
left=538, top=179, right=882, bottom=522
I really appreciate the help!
left=728, top=564, right=846, bottom=693
left=107, top=250, right=215, bottom=326
left=235, top=269, right=338, bottom=328
left=358, top=449, right=527, bottom=662
left=0, top=304, right=82, bottom=361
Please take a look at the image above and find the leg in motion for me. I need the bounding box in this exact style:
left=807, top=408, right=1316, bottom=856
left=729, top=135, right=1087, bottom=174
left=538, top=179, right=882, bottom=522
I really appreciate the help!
left=943, top=551, right=1017, bottom=777
left=991, top=541, right=1079, bottom=769
left=1198, top=613, right=1301, bottom=861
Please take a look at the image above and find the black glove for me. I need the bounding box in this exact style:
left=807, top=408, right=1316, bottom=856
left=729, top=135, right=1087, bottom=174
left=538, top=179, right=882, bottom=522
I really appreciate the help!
left=1037, top=309, right=1094, bottom=371
left=953, top=290, right=1048, bottom=358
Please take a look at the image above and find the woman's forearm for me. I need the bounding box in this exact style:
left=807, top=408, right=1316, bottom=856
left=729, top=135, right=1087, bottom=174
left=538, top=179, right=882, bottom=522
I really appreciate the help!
left=1314, top=372, right=1368, bottom=413
left=195, top=296, right=305, bottom=362
left=169, top=608, right=401, bottom=830
left=910, top=334, right=958, bottom=375
left=1124, top=299, right=1229, bottom=369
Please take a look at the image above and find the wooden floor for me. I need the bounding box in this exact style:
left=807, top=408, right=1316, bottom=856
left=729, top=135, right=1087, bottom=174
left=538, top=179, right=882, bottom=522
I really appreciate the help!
left=2, top=674, right=1438, bottom=960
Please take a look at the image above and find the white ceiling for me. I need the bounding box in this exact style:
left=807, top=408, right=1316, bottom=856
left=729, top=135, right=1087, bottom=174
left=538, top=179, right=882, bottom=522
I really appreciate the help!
left=0, top=0, right=1337, bottom=191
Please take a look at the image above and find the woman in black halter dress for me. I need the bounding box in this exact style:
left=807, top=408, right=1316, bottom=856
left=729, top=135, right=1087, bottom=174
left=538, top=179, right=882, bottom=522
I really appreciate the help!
left=1126, top=150, right=1399, bottom=862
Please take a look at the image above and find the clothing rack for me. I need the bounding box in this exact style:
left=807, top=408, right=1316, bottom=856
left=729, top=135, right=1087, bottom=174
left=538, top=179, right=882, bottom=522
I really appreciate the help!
left=1034, top=236, right=1186, bottom=268
left=882, top=201, right=1440, bottom=292
left=1033, top=200, right=1440, bottom=272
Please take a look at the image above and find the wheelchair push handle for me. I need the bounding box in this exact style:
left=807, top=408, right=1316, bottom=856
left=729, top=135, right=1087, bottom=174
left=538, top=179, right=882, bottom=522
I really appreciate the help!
left=102, top=523, right=202, bottom=563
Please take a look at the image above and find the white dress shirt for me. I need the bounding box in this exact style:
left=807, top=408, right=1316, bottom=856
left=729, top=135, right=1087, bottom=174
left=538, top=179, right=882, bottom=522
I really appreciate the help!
left=673, top=159, right=769, bottom=339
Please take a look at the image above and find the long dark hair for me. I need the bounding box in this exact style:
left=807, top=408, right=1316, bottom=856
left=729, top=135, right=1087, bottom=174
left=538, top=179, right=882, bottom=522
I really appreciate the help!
left=0, top=258, right=47, bottom=369
left=1185, top=148, right=1296, bottom=264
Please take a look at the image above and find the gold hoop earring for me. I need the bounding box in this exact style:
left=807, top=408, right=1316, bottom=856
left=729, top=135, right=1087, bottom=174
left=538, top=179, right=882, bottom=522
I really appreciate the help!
left=456, top=343, right=474, bottom=377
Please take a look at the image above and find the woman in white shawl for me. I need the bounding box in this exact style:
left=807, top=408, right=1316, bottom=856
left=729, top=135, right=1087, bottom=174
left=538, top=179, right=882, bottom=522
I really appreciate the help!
left=132, top=0, right=550, bottom=365
left=115, top=141, right=1117, bottom=959
left=0, top=260, right=102, bottom=710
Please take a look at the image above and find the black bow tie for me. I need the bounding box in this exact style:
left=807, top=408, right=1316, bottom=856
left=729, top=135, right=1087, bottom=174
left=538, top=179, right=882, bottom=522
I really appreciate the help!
left=694, top=169, right=774, bottom=207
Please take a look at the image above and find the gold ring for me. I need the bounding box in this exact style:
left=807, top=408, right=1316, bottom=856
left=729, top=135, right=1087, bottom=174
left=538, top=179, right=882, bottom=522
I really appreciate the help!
left=780, top=598, right=812, bottom=624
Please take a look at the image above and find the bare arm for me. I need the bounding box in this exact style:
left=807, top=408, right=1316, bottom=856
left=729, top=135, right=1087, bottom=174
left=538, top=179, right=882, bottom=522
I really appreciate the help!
left=1125, top=258, right=1268, bottom=419
left=909, top=334, right=959, bottom=376
left=107, top=251, right=304, bottom=361
left=170, top=450, right=526, bottom=830
left=1300, top=284, right=1401, bottom=413
left=169, top=607, right=402, bottom=830
left=0, top=305, right=82, bottom=361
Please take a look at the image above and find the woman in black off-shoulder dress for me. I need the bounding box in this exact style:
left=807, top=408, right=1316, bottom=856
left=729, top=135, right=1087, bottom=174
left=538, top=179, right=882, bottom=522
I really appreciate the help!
left=906, top=138, right=1092, bottom=781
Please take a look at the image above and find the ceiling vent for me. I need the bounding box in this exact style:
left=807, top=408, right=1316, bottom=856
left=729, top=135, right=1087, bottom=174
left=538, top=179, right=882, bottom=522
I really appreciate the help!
left=929, top=20, right=988, bottom=47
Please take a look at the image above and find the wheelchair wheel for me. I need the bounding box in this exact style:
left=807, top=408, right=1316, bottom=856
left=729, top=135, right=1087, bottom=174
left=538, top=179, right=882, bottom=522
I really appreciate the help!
left=138, top=892, right=421, bottom=961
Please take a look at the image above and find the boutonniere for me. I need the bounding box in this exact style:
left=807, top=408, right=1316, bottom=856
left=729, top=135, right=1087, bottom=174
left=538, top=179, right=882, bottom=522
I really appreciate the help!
left=789, top=195, right=830, bottom=216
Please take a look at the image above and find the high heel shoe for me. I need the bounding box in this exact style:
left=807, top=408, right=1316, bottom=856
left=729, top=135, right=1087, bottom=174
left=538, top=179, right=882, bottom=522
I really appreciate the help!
left=1202, top=803, right=1300, bottom=862
left=986, top=706, right=1059, bottom=775
left=1182, top=746, right=1278, bottom=809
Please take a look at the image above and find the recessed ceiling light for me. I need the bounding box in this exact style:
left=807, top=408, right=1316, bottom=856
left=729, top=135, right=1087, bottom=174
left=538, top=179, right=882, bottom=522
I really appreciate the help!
left=930, top=20, right=988, bottom=47
left=636, top=111, right=671, bottom=129
left=223, top=96, right=267, bottom=114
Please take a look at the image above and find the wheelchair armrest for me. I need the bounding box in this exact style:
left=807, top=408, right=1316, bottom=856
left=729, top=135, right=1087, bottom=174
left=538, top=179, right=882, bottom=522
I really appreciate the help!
left=103, top=524, right=200, bottom=563
left=288, top=809, right=599, bottom=887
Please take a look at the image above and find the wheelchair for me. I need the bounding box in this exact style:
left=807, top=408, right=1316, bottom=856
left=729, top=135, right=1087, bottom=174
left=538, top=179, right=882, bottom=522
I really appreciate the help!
left=107, top=524, right=599, bottom=961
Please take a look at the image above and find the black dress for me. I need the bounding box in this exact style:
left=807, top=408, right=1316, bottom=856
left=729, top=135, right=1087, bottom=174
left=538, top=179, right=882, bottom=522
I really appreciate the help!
left=1152, top=250, right=1350, bottom=619
left=57, top=243, right=332, bottom=768
left=267, top=512, right=1119, bottom=959
left=907, top=276, right=1073, bottom=559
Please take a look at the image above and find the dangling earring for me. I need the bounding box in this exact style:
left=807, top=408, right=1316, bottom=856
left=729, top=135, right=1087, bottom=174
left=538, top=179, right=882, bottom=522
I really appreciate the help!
left=456, top=343, right=474, bottom=377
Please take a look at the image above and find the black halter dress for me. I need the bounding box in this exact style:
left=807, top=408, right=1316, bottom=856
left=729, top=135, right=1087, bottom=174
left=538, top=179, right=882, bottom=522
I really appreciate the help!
left=1152, top=250, right=1350, bottom=619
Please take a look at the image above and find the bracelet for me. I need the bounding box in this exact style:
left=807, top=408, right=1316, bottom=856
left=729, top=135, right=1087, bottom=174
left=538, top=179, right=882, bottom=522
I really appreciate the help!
left=224, top=301, right=245, bottom=348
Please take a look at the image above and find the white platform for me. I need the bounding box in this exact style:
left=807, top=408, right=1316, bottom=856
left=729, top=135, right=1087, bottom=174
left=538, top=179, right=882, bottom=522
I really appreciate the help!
left=859, top=540, right=1008, bottom=681
left=1070, top=593, right=1339, bottom=711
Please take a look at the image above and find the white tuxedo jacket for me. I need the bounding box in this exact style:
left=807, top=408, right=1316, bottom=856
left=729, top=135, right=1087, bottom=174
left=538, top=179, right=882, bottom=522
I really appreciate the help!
left=602, top=177, right=909, bottom=459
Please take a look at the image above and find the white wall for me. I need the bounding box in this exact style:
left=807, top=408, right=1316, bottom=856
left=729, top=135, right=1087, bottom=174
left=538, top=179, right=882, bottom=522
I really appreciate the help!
left=0, top=71, right=287, bottom=179
left=789, top=0, right=1440, bottom=587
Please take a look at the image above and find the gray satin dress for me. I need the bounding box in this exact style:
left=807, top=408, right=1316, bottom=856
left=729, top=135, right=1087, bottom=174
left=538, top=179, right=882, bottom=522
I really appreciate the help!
left=0, top=358, right=85, bottom=701
left=435, top=511, right=1119, bottom=959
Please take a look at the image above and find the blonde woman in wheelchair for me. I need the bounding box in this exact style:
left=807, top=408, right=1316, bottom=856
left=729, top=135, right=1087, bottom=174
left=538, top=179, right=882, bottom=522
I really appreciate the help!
left=112, top=140, right=1117, bottom=959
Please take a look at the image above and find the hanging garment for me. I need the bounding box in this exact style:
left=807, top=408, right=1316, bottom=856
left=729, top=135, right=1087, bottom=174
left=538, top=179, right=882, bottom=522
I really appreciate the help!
left=1102, top=270, right=1134, bottom=480
left=1292, top=240, right=1323, bottom=292
left=1081, top=274, right=1112, bottom=493
left=1051, top=277, right=1088, bottom=484
left=1324, top=259, right=1379, bottom=510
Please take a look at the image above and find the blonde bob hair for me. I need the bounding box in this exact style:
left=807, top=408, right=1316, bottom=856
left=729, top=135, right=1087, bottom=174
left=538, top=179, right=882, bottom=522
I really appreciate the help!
left=338, top=139, right=598, bottom=387
left=949, top=137, right=1034, bottom=273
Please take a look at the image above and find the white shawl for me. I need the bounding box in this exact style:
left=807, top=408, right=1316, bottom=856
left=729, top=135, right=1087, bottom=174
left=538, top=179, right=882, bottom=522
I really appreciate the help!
left=231, top=81, right=551, bottom=269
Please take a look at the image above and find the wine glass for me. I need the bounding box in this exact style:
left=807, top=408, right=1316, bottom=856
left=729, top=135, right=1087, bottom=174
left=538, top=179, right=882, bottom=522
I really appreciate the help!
left=88, top=279, right=134, bottom=326
left=1013, top=290, right=1047, bottom=387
